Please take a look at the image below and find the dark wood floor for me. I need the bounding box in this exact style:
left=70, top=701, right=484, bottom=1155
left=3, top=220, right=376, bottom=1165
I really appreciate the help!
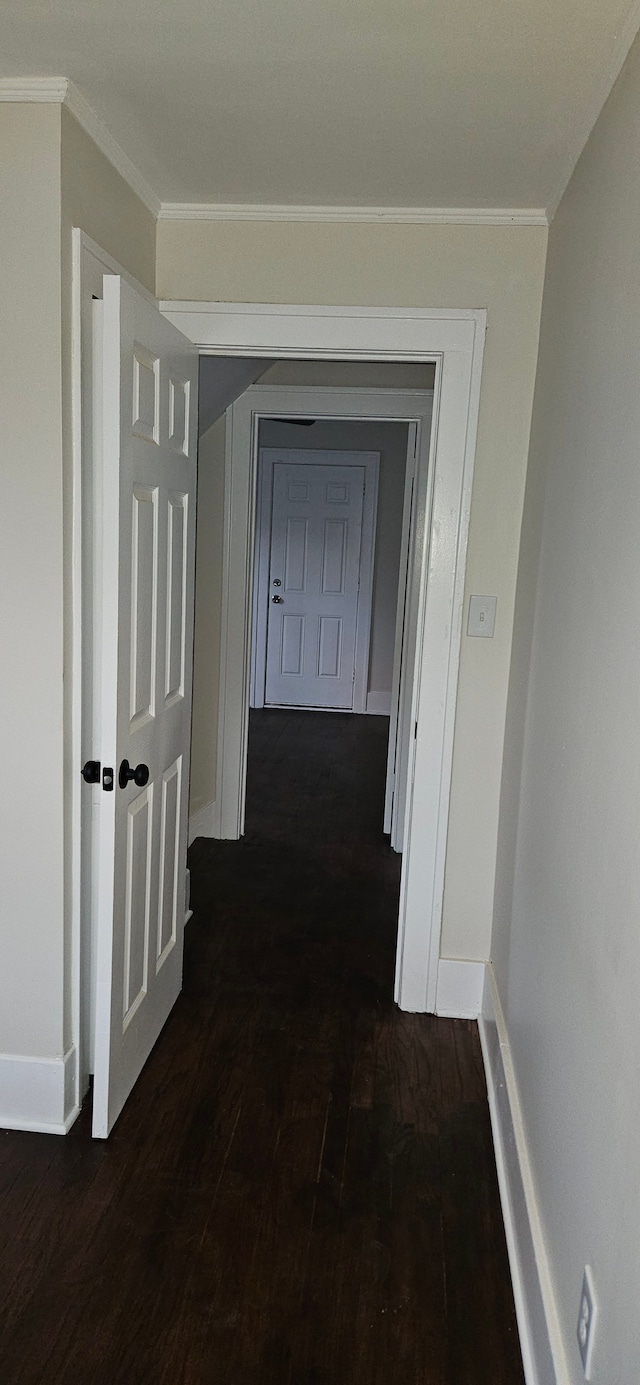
left=0, top=709, right=524, bottom=1384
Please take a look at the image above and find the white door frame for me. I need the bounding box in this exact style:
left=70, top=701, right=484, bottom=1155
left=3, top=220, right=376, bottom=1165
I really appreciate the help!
left=251, top=446, right=380, bottom=712
left=384, top=418, right=420, bottom=848
left=160, top=301, right=486, bottom=1014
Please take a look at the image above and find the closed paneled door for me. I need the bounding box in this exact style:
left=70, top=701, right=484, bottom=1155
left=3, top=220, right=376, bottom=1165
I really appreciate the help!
left=265, top=462, right=365, bottom=708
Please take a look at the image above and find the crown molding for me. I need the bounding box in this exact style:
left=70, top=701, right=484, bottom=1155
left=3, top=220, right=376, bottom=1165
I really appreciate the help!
left=158, top=201, right=548, bottom=226
left=0, top=77, right=68, bottom=102
left=0, top=76, right=160, bottom=217
left=0, top=80, right=549, bottom=229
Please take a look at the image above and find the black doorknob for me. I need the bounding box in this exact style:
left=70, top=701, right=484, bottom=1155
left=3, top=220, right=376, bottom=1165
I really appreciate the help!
left=272, top=594, right=283, bottom=603
left=118, top=759, right=150, bottom=790
left=82, top=760, right=101, bottom=784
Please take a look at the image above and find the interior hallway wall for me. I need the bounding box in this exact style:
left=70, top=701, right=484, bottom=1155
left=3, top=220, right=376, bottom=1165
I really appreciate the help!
left=0, top=103, right=65, bottom=1060
left=492, top=29, right=640, bottom=1382
left=0, top=99, right=156, bottom=1121
left=261, top=360, right=434, bottom=390
left=61, top=106, right=156, bottom=296
left=159, top=221, right=548, bottom=961
left=190, top=416, right=226, bottom=819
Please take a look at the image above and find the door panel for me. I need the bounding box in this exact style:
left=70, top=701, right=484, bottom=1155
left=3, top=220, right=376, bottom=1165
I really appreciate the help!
left=157, top=756, right=182, bottom=968
left=92, top=276, right=198, bottom=1138
left=318, top=616, right=342, bottom=678
left=165, top=492, right=188, bottom=705
left=265, top=461, right=365, bottom=709
left=282, top=614, right=305, bottom=675
left=322, top=519, right=347, bottom=593
left=122, top=785, right=152, bottom=1024
left=130, top=484, right=158, bottom=727
left=284, top=518, right=308, bottom=591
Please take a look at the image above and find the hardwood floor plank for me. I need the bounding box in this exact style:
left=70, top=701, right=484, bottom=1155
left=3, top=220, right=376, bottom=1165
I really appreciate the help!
left=0, top=709, right=524, bottom=1385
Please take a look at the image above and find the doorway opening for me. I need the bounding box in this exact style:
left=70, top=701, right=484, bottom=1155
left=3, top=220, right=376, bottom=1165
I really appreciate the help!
left=201, top=380, right=434, bottom=863
left=189, top=378, right=435, bottom=1087
left=73, top=235, right=485, bottom=1136
left=228, top=407, right=418, bottom=945
left=191, top=382, right=433, bottom=881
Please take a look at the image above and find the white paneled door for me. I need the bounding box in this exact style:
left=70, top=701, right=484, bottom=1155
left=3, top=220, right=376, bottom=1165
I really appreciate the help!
left=92, top=276, right=198, bottom=1138
left=265, top=461, right=367, bottom=709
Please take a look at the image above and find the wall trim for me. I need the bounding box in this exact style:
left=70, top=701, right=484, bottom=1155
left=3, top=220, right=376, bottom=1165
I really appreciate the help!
left=0, top=83, right=548, bottom=228
left=0, top=77, right=68, bottom=102
left=366, top=690, right=391, bottom=715
left=0, top=1046, right=79, bottom=1135
left=161, top=303, right=488, bottom=364
left=188, top=798, right=219, bottom=845
left=158, top=202, right=548, bottom=226
left=478, top=965, right=571, bottom=1385
left=435, top=958, right=485, bottom=1018
left=0, top=77, right=160, bottom=217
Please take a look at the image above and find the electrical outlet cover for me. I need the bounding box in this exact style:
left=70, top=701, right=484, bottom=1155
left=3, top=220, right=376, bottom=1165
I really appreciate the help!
left=577, top=1266, right=597, bottom=1379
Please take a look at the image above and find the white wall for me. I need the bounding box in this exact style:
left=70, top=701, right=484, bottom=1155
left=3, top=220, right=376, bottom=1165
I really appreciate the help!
left=0, top=101, right=158, bottom=1126
left=492, top=30, right=640, bottom=1383
left=258, top=417, right=409, bottom=702
left=61, top=106, right=156, bottom=296
left=158, top=219, right=547, bottom=961
left=0, top=104, right=65, bottom=1060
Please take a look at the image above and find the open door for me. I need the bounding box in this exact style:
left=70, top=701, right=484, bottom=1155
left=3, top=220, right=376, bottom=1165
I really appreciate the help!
left=91, top=276, right=198, bottom=1138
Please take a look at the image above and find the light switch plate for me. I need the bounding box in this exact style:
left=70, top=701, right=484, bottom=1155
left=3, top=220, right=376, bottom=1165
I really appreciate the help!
left=468, top=595, right=497, bottom=638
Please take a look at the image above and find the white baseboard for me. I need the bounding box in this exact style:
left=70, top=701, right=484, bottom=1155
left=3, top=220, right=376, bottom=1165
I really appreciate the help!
left=479, top=966, right=570, bottom=1385
left=188, top=798, right=219, bottom=845
left=365, top=690, right=391, bottom=715
left=436, top=958, right=485, bottom=1018
left=0, top=1046, right=80, bottom=1135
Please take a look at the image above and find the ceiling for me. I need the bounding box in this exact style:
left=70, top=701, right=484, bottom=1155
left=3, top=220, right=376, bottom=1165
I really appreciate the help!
left=1, top=0, right=638, bottom=214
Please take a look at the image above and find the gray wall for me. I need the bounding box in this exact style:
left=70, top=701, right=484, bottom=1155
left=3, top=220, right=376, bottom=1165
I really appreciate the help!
left=492, top=29, right=640, bottom=1383
left=198, top=357, right=272, bottom=434
left=260, top=359, right=434, bottom=390
left=190, top=416, right=226, bottom=817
